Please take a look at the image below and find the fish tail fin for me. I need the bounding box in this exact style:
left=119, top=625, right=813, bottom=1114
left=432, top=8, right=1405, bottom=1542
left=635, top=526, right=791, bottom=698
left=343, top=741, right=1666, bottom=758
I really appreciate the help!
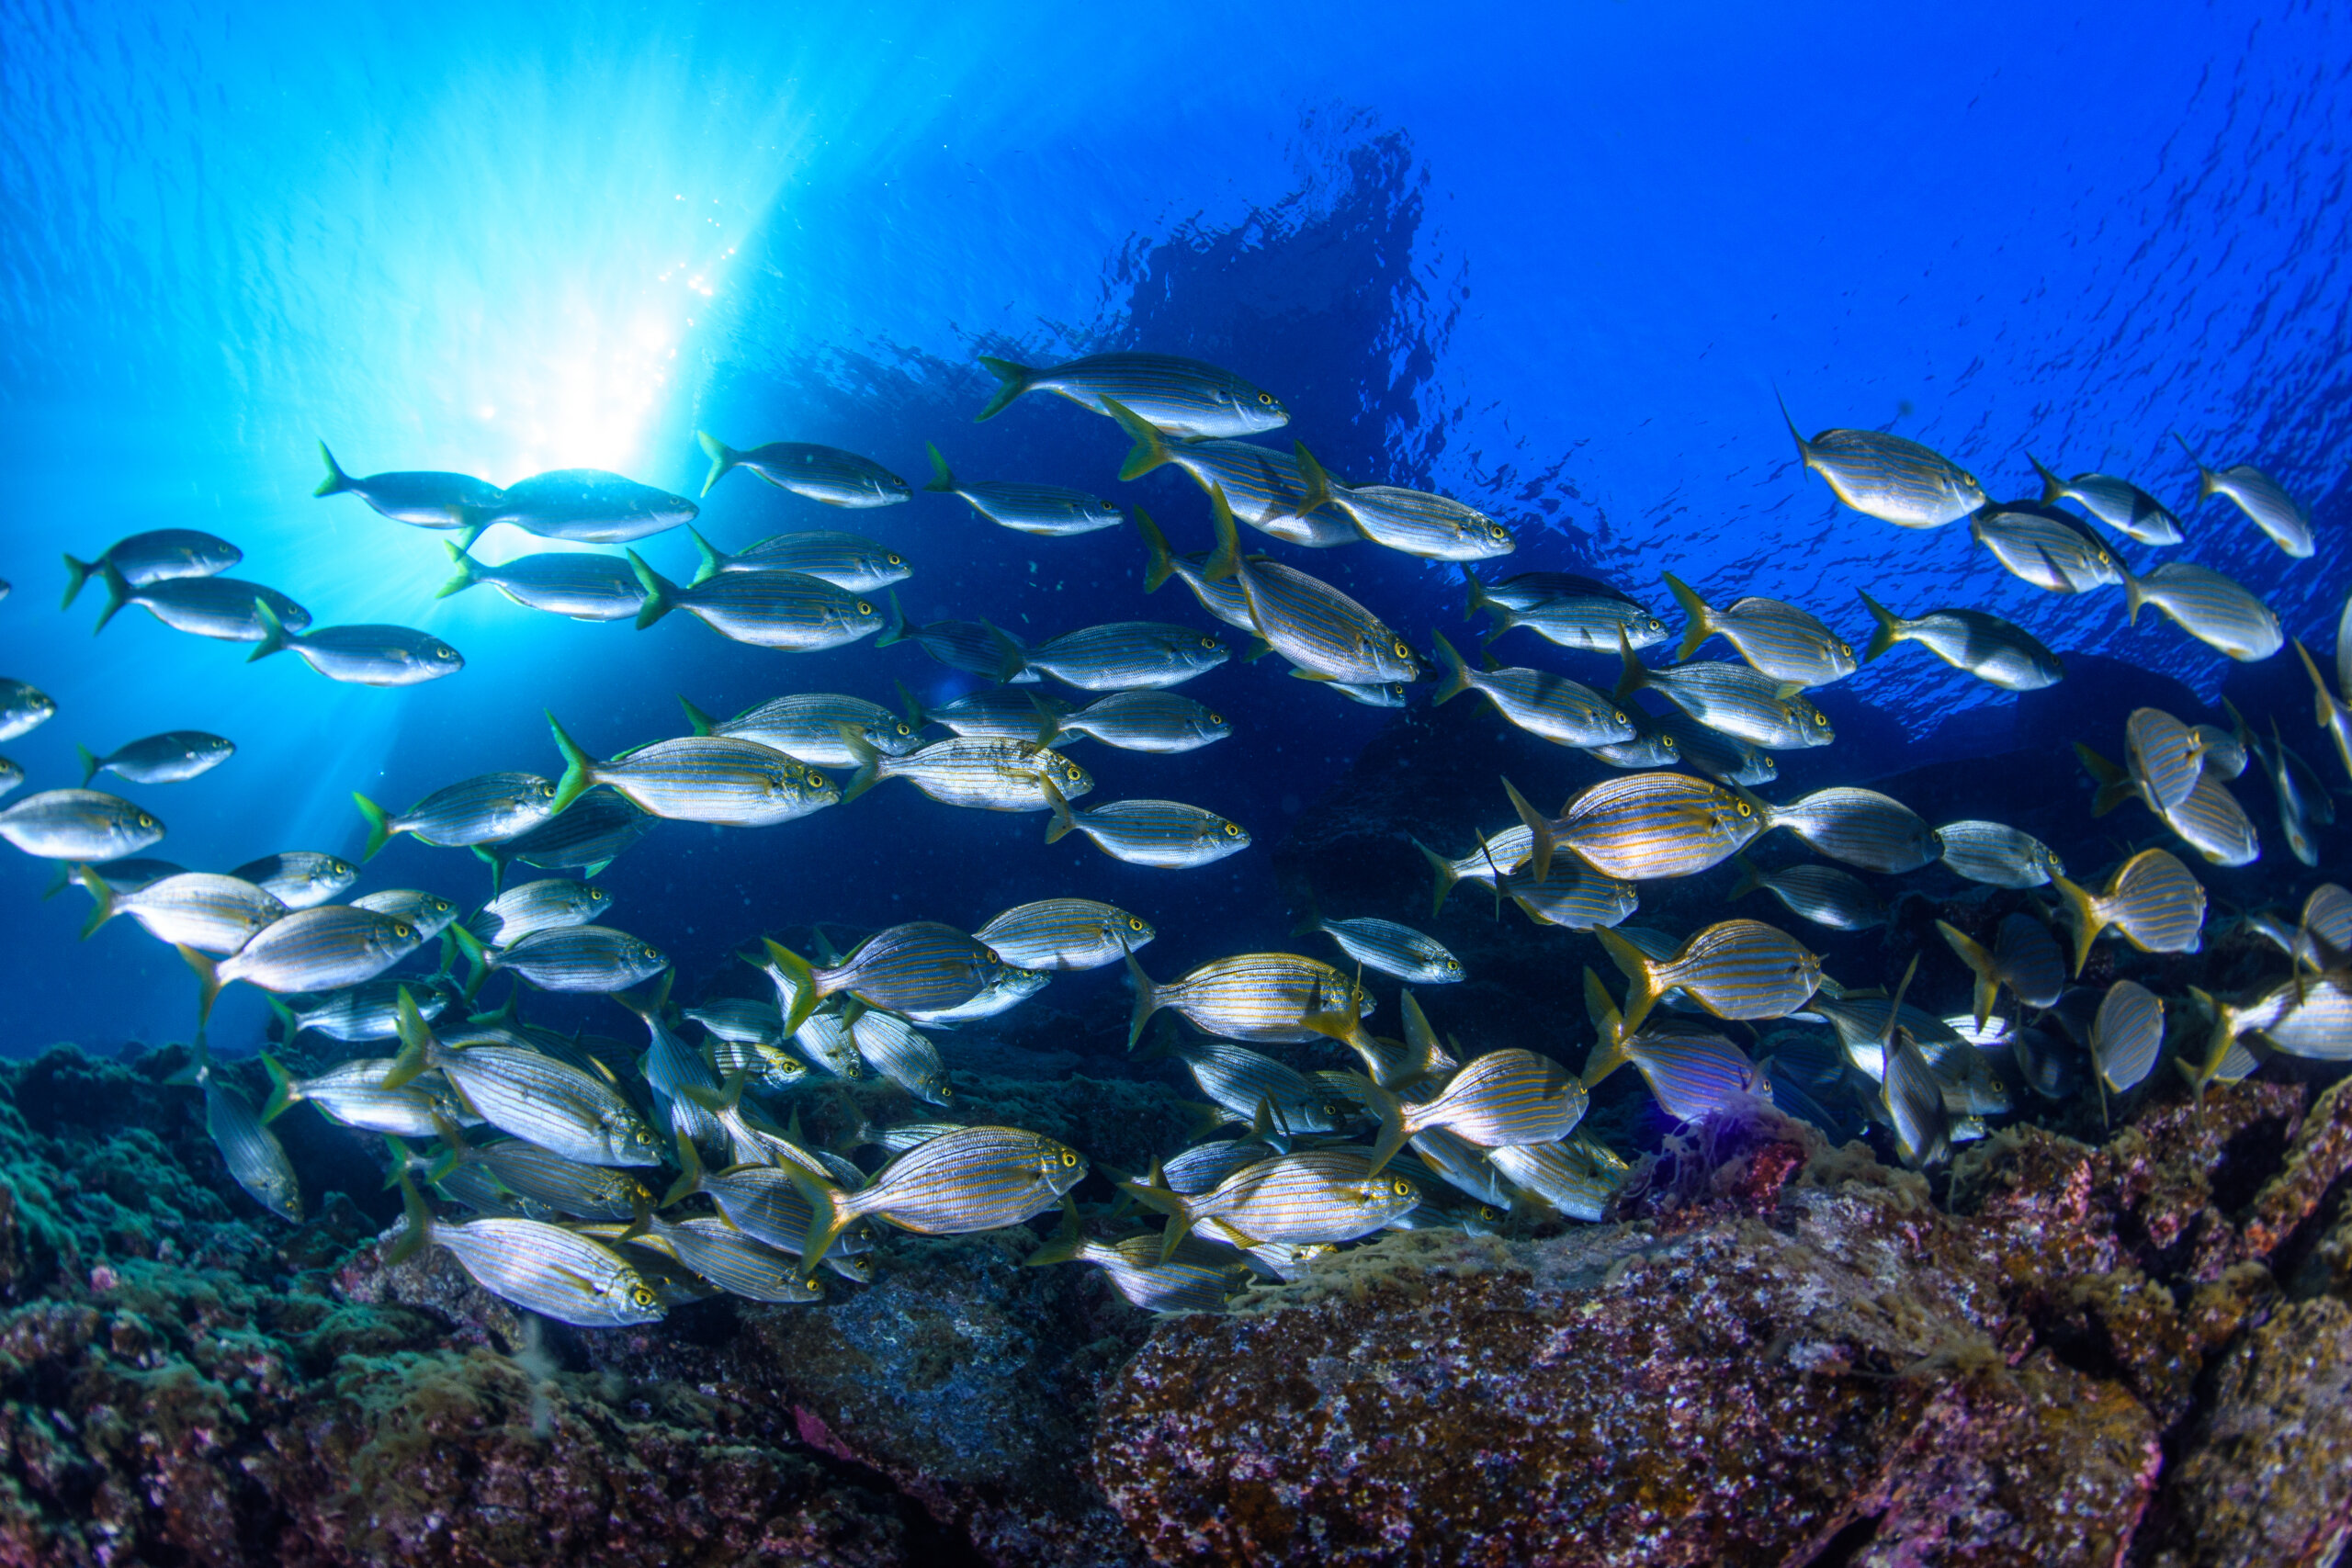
left=889, top=679, right=929, bottom=731
left=1774, top=386, right=1808, bottom=460
left=835, top=722, right=884, bottom=803
left=74, top=865, right=117, bottom=939
left=2118, top=562, right=2146, bottom=626
left=2026, top=452, right=2065, bottom=505
left=69, top=745, right=104, bottom=791
left=922, top=441, right=958, bottom=492
left=1413, top=837, right=1461, bottom=919
left=61, top=553, right=95, bottom=610
left=447, top=925, right=493, bottom=1004
left=763, top=939, right=820, bottom=1034
left=1022, top=1197, right=1086, bottom=1268
left=258, top=1052, right=298, bottom=1123
left=695, top=431, right=738, bottom=497
left=1133, top=506, right=1176, bottom=592
left=780, top=1157, right=859, bottom=1274
left=1499, top=775, right=1556, bottom=884
left=686, top=526, right=726, bottom=587
left=1611, top=627, right=1651, bottom=702
left=245, top=596, right=291, bottom=662
left=471, top=842, right=508, bottom=897
left=1857, top=590, right=1904, bottom=662
left=2072, top=742, right=2134, bottom=818
left=2170, top=433, right=2214, bottom=496
left=979, top=619, right=1028, bottom=683
left=627, top=550, right=677, bottom=629
left=380, top=988, right=440, bottom=1089
left=548, top=712, right=608, bottom=817
left=384, top=1165, right=433, bottom=1266
left=1124, top=951, right=1163, bottom=1051
left=1113, top=1171, right=1200, bottom=1265
left=2052, top=874, right=2109, bottom=978
left=1662, top=572, right=1713, bottom=662
left=1580, top=967, right=1629, bottom=1085
left=313, top=441, right=352, bottom=497
left=677, top=694, right=717, bottom=736
left=175, top=942, right=222, bottom=1030
left=40, top=863, right=69, bottom=900
left=1430, top=629, right=1475, bottom=704
left=1727, top=854, right=1765, bottom=903
left=424, top=1113, right=473, bottom=1187
left=973, top=355, right=1034, bottom=422
left=1459, top=563, right=1499, bottom=625
left=1287, top=441, right=1339, bottom=522
left=1042, top=775, right=1078, bottom=844
left=264, top=992, right=298, bottom=1044
left=1591, top=929, right=1662, bottom=1037
left=1360, top=1077, right=1409, bottom=1178
left=1935, top=919, right=2002, bottom=1029
left=93, top=560, right=132, bottom=635
left=435, top=540, right=480, bottom=600
left=2293, top=641, right=2342, bottom=731
left=353, top=793, right=395, bottom=862
left=874, top=588, right=910, bottom=648
left=657, top=1128, right=707, bottom=1207
left=1105, top=396, right=1173, bottom=482
left=1203, top=484, right=1241, bottom=583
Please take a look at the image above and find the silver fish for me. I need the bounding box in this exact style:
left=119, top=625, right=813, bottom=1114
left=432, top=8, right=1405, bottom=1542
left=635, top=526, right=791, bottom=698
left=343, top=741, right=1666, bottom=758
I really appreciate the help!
left=1055, top=691, right=1232, bottom=752
left=436, top=545, right=646, bottom=621
left=268, top=978, right=450, bottom=1043
left=1664, top=574, right=1856, bottom=688
left=977, top=352, right=1288, bottom=438
left=62, top=529, right=242, bottom=608
left=77, top=730, right=234, bottom=785
left=906, top=685, right=1069, bottom=742
left=2177, top=439, right=2312, bottom=557
left=1781, top=400, right=1985, bottom=527
left=1432, top=634, right=1634, bottom=749
left=1728, top=857, right=1886, bottom=931
left=2120, top=562, right=2281, bottom=661
left=1121, top=1147, right=1421, bottom=1260
left=386, top=1186, right=664, bottom=1327
left=844, top=734, right=1090, bottom=812
left=383, top=997, right=663, bottom=1166
left=176, top=1045, right=300, bottom=1221
left=1464, top=569, right=1668, bottom=655
left=1969, top=502, right=2121, bottom=593
left=1296, top=915, right=1463, bottom=985
left=467, top=878, right=612, bottom=947
left=77, top=869, right=284, bottom=953
left=0, top=789, right=164, bottom=861
left=1616, top=646, right=1834, bottom=750
left=2026, top=454, right=2183, bottom=546
left=1015, top=620, right=1229, bottom=691
left=1934, top=820, right=2064, bottom=888
left=925, top=444, right=1121, bottom=536
left=2088, top=980, right=2165, bottom=1093
left=848, top=1011, right=954, bottom=1103
left=314, top=444, right=503, bottom=533
left=459, top=924, right=667, bottom=994
left=92, top=568, right=311, bottom=642
left=1758, top=787, right=1938, bottom=874
left=796, top=1125, right=1090, bottom=1267
left=633, top=557, right=887, bottom=652
left=1045, top=782, right=1250, bottom=868
left=355, top=773, right=557, bottom=860
left=230, top=852, right=357, bottom=909
left=695, top=433, right=909, bottom=506
left=249, top=604, right=464, bottom=687
left=483, top=468, right=699, bottom=544
left=549, top=717, right=839, bottom=827
left=1293, top=449, right=1511, bottom=561
left=1856, top=592, right=2062, bottom=690
left=180, top=906, right=421, bottom=1024
left=347, top=889, right=460, bottom=940
left=681, top=690, right=924, bottom=769
left=973, top=898, right=1156, bottom=972
left=258, top=1054, right=467, bottom=1137
left=1206, top=490, right=1420, bottom=684
left=875, top=593, right=1038, bottom=682
left=690, top=527, right=910, bottom=592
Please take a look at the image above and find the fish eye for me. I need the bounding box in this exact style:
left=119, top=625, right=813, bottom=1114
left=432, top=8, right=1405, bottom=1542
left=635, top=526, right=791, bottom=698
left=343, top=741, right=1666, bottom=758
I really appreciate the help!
left=856, top=600, right=875, bottom=615
left=1258, top=392, right=1274, bottom=405
left=636, top=1128, right=655, bottom=1145
left=394, top=922, right=413, bottom=938
left=1488, top=525, right=1508, bottom=539
left=1199, top=636, right=1217, bottom=649
left=1128, top=916, right=1145, bottom=931
left=1611, top=711, right=1627, bottom=725
left=137, top=814, right=153, bottom=827
left=1059, top=1150, right=1079, bottom=1168
left=1660, top=735, right=1678, bottom=750
left=1647, top=619, right=1662, bottom=631
left=631, top=1285, right=656, bottom=1308
left=1446, top=958, right=1461, bottom=971
left=895, top=723, right=911, bottom=735
left=1065, top=765, right=1082, bottom=781
left=887, top=553, right=903, bottom=565
left=1838, top=642, right=1852, bottom=658
left=1736, top=802, right=1752, bottom=818
left=1390, top=1179, right=1412, bottom=1196
left=1207, top=711, right=1224, bottom=725
left=1223, top=822, right=1241, bottom=837
left=808, top=771, right=828, bottom=787
left=1394, top=638, right=1413, bottom=658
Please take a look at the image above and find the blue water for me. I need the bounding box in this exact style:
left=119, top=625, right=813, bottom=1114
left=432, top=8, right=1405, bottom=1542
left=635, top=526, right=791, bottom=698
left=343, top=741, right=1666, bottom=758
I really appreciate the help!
left=2, top=1, right=2346, bottom=1049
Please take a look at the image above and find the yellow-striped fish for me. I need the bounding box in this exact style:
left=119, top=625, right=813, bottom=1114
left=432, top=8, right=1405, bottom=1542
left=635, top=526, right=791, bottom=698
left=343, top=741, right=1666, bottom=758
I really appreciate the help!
left=1615, top=637, right=1834, bottom=750
left=1204, top=488, right=1419, bottom=682
left=1508, top=771, right=1761, bottom=883
left=1755, top=786, right=1938, bottom=874
left=793, top=1125, right=1088, bottom=1269
left=1045, top=780, right=1250, bottom=868
left=1934, top=819, right=2064, bottom=888
left=1125, top=950, right=1370, bottom=1047
left=2026, top=453, right=2184, bottom=545
left=761, top=925, right=1007, bottom=1032
left=2052, top=849, right=2207, bottom=975
left=1355, top=1049, right=1585, bottom=1176
left=2120, top=561, right=2282, bottom=661
left=1293, top=448, right=1513, bottom=560
left=973, top=897, right=1155, bottom=971
left=1969, top=503, right=2121, bottom=592
left=842, top=732, right=1090, bottom=811
left=2175, top=438, right=2312, bottom=557
left=1594, top=919, right=1823, bottom=1036
left=1119, top=1147, right=1422, bottom=1261
left=1664, top=573, right=1855, bottom=687
left=1431, top=631, right=1633, bottom=748
left=1781, top=399, right=1985, bottom=526
left=1580, top=969, right=1765, bottom=1123
left=1108, top=400, right=1357, bottom=547
left=2089, top=980, right=2165, bottom=1095
left=384, top=1171, right=662, bottom=1326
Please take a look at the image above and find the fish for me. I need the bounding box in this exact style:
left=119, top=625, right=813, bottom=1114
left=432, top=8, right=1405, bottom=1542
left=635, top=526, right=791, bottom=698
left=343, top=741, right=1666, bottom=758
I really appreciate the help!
left=1937, top=915, right=2066, bottom=1026
left=689, top=526, right=910, bottom=592
left=2176, top=439, right=2313, bottom=557
left=267, top=978, right=451, bottom=1043
left=1855, top=592, right=2063, bottom=690
left=62, top=528, right=243, bottom=608
left=2025, top=454, right=2185, bottom=546
left=1044, top=781, right=1250, bottom=868
left=683, top=995, right=785, bottom=1051
left=1487, top=1138, right=1624, bottom=1222
left=482, top=468, right=699, bottom=544
left=874, top=593, right=1037, bottom=682
left=2125, top=707, right=2203, bottom=810
left=1934, top=820, right=2064, bottom=888
left=1355, top=1050, right=1586, bottom=1176
left=1295, top=914, right=1462, bottom=985
left=349, top=889, right=459, bottom=940
left=1157, top=1140, right=1280, bottom=1198
left=847, top=1011, right=955, bottom=1103
left=433, top=1122, right=654, bottom=1223
left=775, top=1010, right=865, bottom=1080
left=353, top=773, right=557, bottom=860
left=383, top=994, right=664, bottom=1165
left=472, top=789, right=654, bottom=885
left=548, top=716, right=839, bottom=827
left=2197, top=720, right=2249, bottom=783
left=2120, top=561, right=2282, bottom=660
left=77, top=731, right=234, bottom=786
left=435, top=545, right=646, bottom=621
left=2088, top=980, right=2165, bottom=1094
left=1883, top=1025, right=1952, bottom=1170
left=247, top=602, right=464, bottom=687
left=680, top=691, right=925, bottom=768
left=972, top=898, right=1155, bottom=972
left=2052, top=848, right=2208, bottom=975
left=384, top=1173, right=663, bottom=1327
left=1415, top=823, right=1537, bottom=914
left=1431, top=634, right=1634, bottom=749
left=177, top=905, right=422, bottom=1024
left=1663, top=574, right=1856, bottom=688
left=75, top=868, right=285, bottom=953
left=313, top=444, right=504, bottom=535
left=794, top=1124, right=1089, bottom=1268
left=0, top=681, right=55, bottom=742
left=631, top=556, right=886, bottom=651
left=2235, top=976, right=2352, bottom=1063
left=454, top=924, right=667, bottom=996
left=1159, top=1035, right=1351, bottom=1137
left=1022, top=1203, right=1244, bottom=1314
left=1515, top=772, right=1763, bottom=883
left=1808, top=995, right=1968, bottom=1081
left=605, top=1212, right=824, bottom=1303
left=1647, top=712, right=1779, bottom=786
left=761, top=925, right=1009, bottom=1032
left=902, top=684, right=1069, bottom=742
left=1781, top=400, right=1986, bottom=526
left=1968, top=502, right=2122, bottom=593
left=1013, top=620, right=1229, bottom=692
left=612, top=987, right=724, bottom=1152
left=229, top=852, right=357, bottom=909
left=1133, top=507, right=1261, bottom=636
left=1585, top=707, right=1686, bottom=773
left=1594, top=920, right=1824, bottom=1036
left=0, top=789, right=164, bottom=861
left=1464, top=569, right=1669, bottom=655
left=1727, top=857, right=1887, bottom=931
left=1298, top=986, right=1457, bottom=1091
left=2257, top=718, right=2321, bottom=867
left=60, top=855, right=183, bottom=894
left=976, top=352, right=1288, bottom=438
left=1498, top=859, right=1642, bottom=931
left=1755, top=786, right=1939, bottom=874
left=1119, top=1147, right=1422, bottom=1261
left=256, top=1054, right=464, bottom=1137
left=0, top=758, right=18, bottom=799
left=92, top=567, right=311, bottom=642
left=1291, top=450, right=1513, bottom=560
left=2291, top=639, right=2352, bottom=783
left=1204, top=489, right=1418, bottom=683
left=466, top=879, right=613, bottom=947
left=2159, top=773, right=2260, bottom=867
left=923, top=444, right=1121, bottom=536
left=1615, top=640, right=1835, bottom=750
left=910, top=959, right=1051, bottom=1027
left=842, top=732, right=1089, bottom=812
left=173, top=1043, right=301, bottom=1221
left=1126, top=951, right=1370, bottom=1047
left=1053, top=691, right=1232, bottom=752
left=1107, top=403, right=1356, bottom=547
left=659, top=1139, right=874, bottom=1271
left=1581, top=972, right=1765, bottom=1123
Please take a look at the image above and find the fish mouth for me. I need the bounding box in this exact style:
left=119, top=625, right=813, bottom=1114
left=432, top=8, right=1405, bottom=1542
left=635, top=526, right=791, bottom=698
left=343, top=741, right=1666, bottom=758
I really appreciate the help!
left=1047, top=1161, right=1089, bottom=1196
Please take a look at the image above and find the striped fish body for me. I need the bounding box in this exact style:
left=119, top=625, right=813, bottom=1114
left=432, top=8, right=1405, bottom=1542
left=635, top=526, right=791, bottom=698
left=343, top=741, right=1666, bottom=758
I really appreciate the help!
left=2090, top=981, right=2165, bottom=1090
left=1430, top=824, right=1537, bottom=889
left=636, top=1013, right=724, bottom=1151
left=422, top=1040, right=662, bottom=1165
left=1882, top=1032, right=1953, bottom=1168
left=1401, top=1128, right=1513, bottom=1207
left=1161, top=1140, right=1277, bottom=1197
left=929, top=445, right=1122, bottom=536
left=1437, top=639, right=1631, bottom=747
left=818, top=921, right=1006, bottom=1016
left=1328, top=485, right=1513, bottom=560
left=2056, top=849, right=2206, bottom=970
left=1969, top=503, right=2122, bottom=592
left=1025, top=621, right=1229, bottom=691
left=1502, top=861, right=1640, bottom=930
left=1232, top=556, right=1419, bottom=684
left=787, top=1014, right=865, bottom=1078
left=1791, top=423, right=1984, bottom=526
left=921, top=687, right=1070, bottom=741
left=698, top=1168, right=876, bottom=1260
left=1487, top=1139, right=1622, bottom=1221
left=489, top=469, right=697, bottom=544
left=2196, top=724, right=2248, bottom=781
left=849, top=1012, right=954, bottom=1101
left=87, top=730, right=234, bottom=784
left=975, top=898, right=1155, bottom=971
left=468, top=879, right=610, bottom=946
left=1936, top=820, right=2064, bottom=888
left=879, top=604, right=1037, bottom=682
left=350, top=890, right=458, bottom=939
left=703, top=693, right=923, bottom=767
left=231, top=852, right=356, bottom=908
left=661, top=569, right=886, bottom=650
left=625, top=1215, right=824, bottom=1303
left=468, top=1140, right=650, bottom=1221
left=1994, top=915, right=2066, bottom=1009
left=95, top=873, right=285, bottom=953
left=1649, top=712, right=1777, bottom=786
left=284, top=979, right=447, bottom=1042
left=684, top=998, right=782, bottom=1046
left=705, top=529, right=909, bottom=590
left=1140, top=953, right=1371, bottom=1045
left=256, top=621, right=464, bottom=687
left=319, top=460, right=499, bottom=527
left=1764, top=787, right=1939, bottom=874
left=1051, top=795, right=1250, bottom=868
left=1072, top=1237, right=1242, bottom=1314
left=2029, top=457, right=2183, bottom=545
left=1813, top=998, right=1964, bottom=1080
left=1464, top=569, right=1668, bottom=654
left=1603, top=919, right=1821, bottom=1032
left=1623, top=655, right=1834, bottom=750
left=1172, top=1038, right=1350, bottom=1134
left=1611, top=1021, right=1764, bottom=1123
left=1310, top=917, right=1462, bottom=984
left=904, top=963, right=1044, bottom=1027
left=591, top=738, right=837, bottom=827
left=2160, top=774, right=2260, bottom=866
left=871, top=738, right=1090, bottom=812
left=702, top=440, right=909, bottom=508
left=2258, top=730, right=2320, bottom=866
left=707, top=1036, right=808, bottom=1092
left=1555, top=773, right=1763, bottom=880
left=2249, top=976, right=2352, bottom=1061
left=981, top=353, right=1288, bottom=437
left=486, top=789, right=653, bottom=874
left=1058, top=691, right=1230, bottom=752
left=2124, top=562, right=2281, bottom=660
left=2302, top=884, right=2352, bottom=963
left=490, top=925, right=666, bottom=992
left=1858, top=593, right=2062, bottom=690
left=1165, top=555, right=1260, bottom=633
left=2125, top=708, right=2204, bottom=810
left=220, top=906, right=419, bottom=993
left=1731, top=860, right=1886, bottom=931
left=201, top=1074, right=301, bottom=1220
left=1127, top=427, right=1358, bottom=546
left=103, top=576, right=312, bottom=641
left=1187, top=1148, right=1421, bottom=1245
left=1667, top=576, right=1855, bottom=687
left=273, top=1062, right=459, bottom=1138
left=0, top=789, right=163, bottom=860
left=74, top=528, right=242, bottom=591
left=843, top=1126, right=1087, bottom=1235
left=2191, top=457, right=2312, bottom=557
left=383, top=773, right=558, bottom=849
left=1405, top=1050, right=1585, bottom=1148
left=424, top=1217, right=665, bottom=1325
left=457, top=551, right=646, bottom=620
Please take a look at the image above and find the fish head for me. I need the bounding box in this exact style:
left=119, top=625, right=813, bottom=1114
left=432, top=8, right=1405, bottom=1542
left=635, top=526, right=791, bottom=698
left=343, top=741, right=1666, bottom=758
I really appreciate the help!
left=1194, top=705, right=1235, bottom=743
left=611, top=1109, right=666, bottom=1160
left=651, top=492, right=700, bottom=527
left=1795, top=702, right=1835, bottom=744
left=1038, top=1139, right=1090, bottom=1195
left=584, top=885, right=614, bottom=911
left=1623, top=610, right=1671, bottom=650
left=628, top=941, right=665, bottom=971
left=1470, top=518, right=1517, bottom=557
left=613, top=1269, right=666, bottom=1320
left=424, top=640, right=464, bottom=671
left=1233, top=384, right=1290, bottom=434
left=1356, top=1167, right=1425, bottom=1220
left=1047, top=754, right=1094, bottom=797
left=868, top=716, right=928, bottom=757
left=844, top=595, right=886, bottom=633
